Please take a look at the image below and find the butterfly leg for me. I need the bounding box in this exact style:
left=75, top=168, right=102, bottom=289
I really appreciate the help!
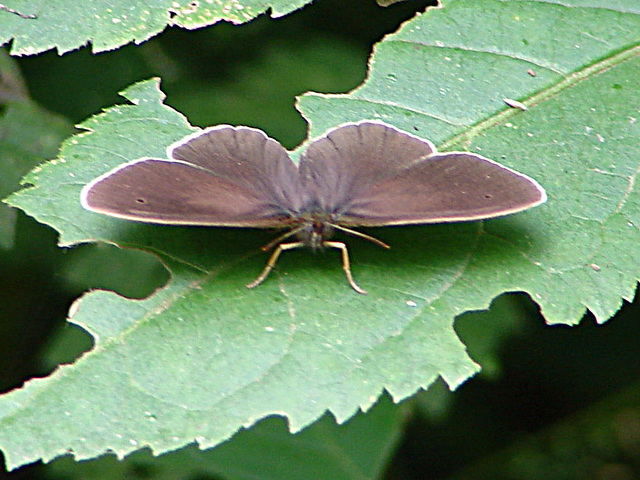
left=0, top=4, right=37, bottom=18
left=246, top=241, right=305, bottom=290
left=323, top=241, right=367, bottom=295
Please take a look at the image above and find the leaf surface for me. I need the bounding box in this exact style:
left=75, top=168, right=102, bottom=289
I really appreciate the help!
left=0, top=0, right=309, bottom=55
left=46, top=395, right=404, bottom=480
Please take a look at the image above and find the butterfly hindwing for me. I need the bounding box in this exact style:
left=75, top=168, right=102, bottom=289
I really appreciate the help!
left=298, top=121, right=545, bottom=226
left=81, top=126, right=303, bottom=227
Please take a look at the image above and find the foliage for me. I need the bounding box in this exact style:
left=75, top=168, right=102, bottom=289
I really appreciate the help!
left=0, top=0, right=639, bottom=477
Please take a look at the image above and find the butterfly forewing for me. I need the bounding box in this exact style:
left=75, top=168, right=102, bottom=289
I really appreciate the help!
left=81, top=125, right=303, bottom=227
left=336, top=152, right=546, bottom=226
left=298, top=122, right=545, bottom=226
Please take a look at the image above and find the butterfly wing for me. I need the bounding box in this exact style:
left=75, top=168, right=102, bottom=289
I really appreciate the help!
left=299, top=121, right=435, bottom=214
left=81, top=125, right=303, bottom=227
left=336, top=152, right=547, bottom=226
left=299, top=121, right=546, bottom=226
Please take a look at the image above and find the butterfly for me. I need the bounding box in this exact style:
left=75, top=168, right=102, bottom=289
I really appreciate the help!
left=81, top=121, right=546, bottom=294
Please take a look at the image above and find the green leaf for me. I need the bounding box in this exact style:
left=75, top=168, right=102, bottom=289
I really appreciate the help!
left=3, top=77, right=476, bottom=470
left=2, top=0, right=639, bottom=471
left=0, top=0, right=311, bottom=55
left=46, top=394, right=404, bottom=480
left=298, top=0, right=640, bottom=322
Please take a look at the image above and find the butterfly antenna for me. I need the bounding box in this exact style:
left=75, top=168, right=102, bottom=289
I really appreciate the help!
left=331, top=224, right=390, bottom=249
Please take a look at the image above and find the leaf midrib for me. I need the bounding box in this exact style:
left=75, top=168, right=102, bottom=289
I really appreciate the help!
left=441, top=44, right=640, bottom=150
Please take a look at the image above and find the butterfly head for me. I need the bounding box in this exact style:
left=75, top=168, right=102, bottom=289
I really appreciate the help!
left=295, top=214, right=336, bottom=251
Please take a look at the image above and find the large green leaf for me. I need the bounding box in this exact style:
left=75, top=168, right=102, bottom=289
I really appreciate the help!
left=0, top=0, right=309, bottom=55
left=2, top=0, right=639, bottom=471
left=46, top=395, right=404, bottom=480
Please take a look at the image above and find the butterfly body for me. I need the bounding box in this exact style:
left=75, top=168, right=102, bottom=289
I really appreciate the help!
left=294, top=215, right=335, bottom=251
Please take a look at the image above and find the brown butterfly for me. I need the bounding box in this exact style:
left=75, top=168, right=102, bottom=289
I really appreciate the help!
left=81, top=121, right=546, bottom=294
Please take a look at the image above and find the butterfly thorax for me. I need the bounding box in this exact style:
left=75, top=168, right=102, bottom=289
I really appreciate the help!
left=295, top=213, right=335, bottom=251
